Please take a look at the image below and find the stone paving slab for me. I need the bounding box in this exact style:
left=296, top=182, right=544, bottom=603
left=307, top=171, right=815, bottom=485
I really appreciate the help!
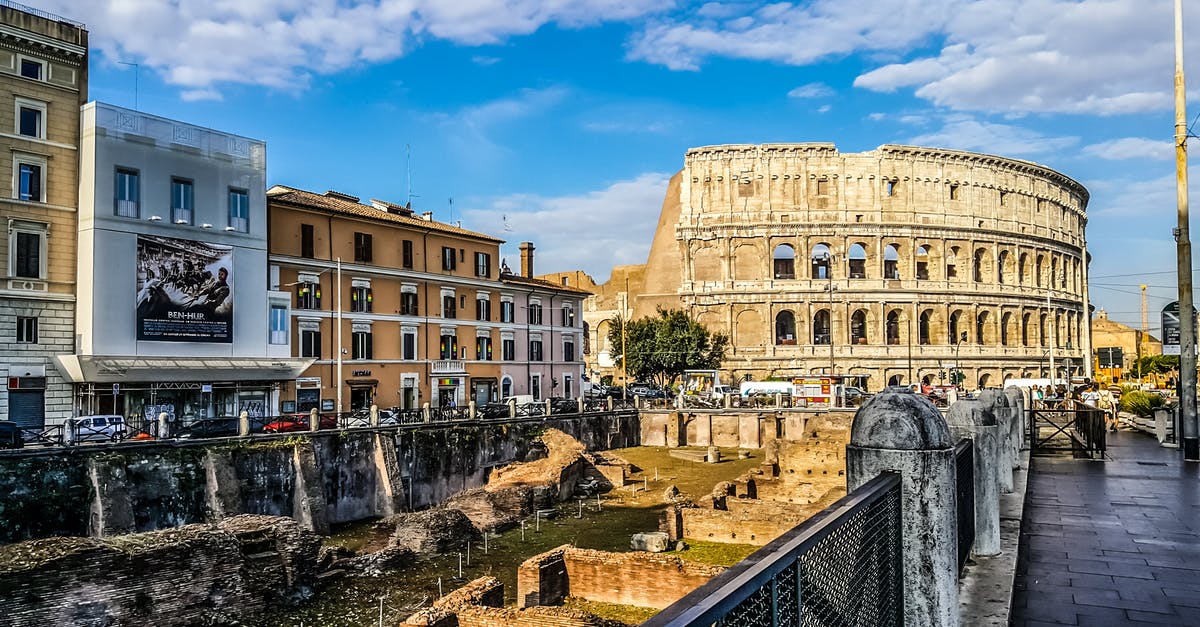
left=1010, top=429, right=1200, bottom=626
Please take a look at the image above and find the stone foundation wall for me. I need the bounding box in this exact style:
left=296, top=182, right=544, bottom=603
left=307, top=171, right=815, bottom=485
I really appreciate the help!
left=0, top=515, right=320, bottom=626
left=406, top=576, right=623, bottom=627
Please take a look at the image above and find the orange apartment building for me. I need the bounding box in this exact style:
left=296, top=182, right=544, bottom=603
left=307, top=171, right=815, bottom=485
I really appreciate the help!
left=267, top=186, right=509, bottom=413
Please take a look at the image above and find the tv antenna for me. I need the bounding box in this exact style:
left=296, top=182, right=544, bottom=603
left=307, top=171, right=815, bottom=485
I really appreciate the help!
left=118, top=61, right=139, bottom=111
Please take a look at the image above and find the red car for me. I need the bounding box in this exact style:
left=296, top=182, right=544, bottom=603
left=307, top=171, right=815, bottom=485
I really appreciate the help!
left=263, top=413, right=337, bottom=433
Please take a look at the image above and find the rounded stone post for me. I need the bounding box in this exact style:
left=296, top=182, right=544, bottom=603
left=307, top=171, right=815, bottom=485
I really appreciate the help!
left=606, top=396, right=614, bottom=411
left=946, top=399, right=1001, bottom=556
left=309, top=408, right=320, bottom=432
left=370, top=404, right=380, bottom=427
left=545, top=398, right=553, bottom=416
left=508, top=398, right=517, bottom=418
left=238, top=410, right=250, bottom=437
left=422, top=402, right=432, bottom=423
left=977, top=390, right=1014, bottom=493
left=847, top=387, right=958, bottom=627
left=157, top=412, right=169, bottom=439
left=577, top=397, right=584, bottom=413
left=1003, top=387, right=1026, bottom=465
left=469, top=400, right=477, bottom=420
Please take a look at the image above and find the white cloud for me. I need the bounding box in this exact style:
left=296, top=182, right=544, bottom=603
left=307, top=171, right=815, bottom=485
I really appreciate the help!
left=428, top=86, right=570, bottom=160
left=905, top=114, right=1078, bottom=156
left=472, top=55, right=502, bottom=66
left=42, top=0, right=666, bottom=95
left=787, top=82, right=834, bottom=99
left=460, top=172, right=672, bottom=281
left=1082, top=137, right=1173, bottom=161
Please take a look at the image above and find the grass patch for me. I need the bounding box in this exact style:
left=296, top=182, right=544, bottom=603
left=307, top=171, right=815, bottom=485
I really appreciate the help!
left=668, top=538, right=759, bottom=567
left=561, top=597, right=658, bottom=625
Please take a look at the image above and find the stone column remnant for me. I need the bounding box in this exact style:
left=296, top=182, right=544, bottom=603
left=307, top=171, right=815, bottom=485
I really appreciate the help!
left=1003, top=387, right=1026, bottom=467
left=946, top=399, right=1000, bottom=556
left=977, top=390, right=1014, bottom=492
left=846, top=386, right=959, bottom=627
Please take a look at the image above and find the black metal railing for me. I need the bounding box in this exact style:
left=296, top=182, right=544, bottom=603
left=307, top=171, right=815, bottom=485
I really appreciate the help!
left=645, top=472, right=903, bottom=627
left=954, top=438, right=975, bottom=577
left=1029, top=399, right=1107, bottom=458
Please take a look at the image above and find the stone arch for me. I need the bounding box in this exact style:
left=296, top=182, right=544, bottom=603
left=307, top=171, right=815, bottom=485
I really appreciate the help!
left=883, top=243, right=901, bottom=280
left=692, top=243, right=722, bottom=281
left=734, top=308, right=765, bottom=348
left=1000, top=311, right=1012, bottom=346
left=696, top=310, right=723, bottom=336
left=732, top=243, right=761, bottom=281
left=1021, top=312, right=1031, bottom=347
left=813, top=309, right=831, bottom=344
left=773, top=243, right=796, bottom=279
left=595, top=318, right=614, bottom=355
left=888, top=373, right=905, bottom=387
left=1035, top=254, right=1045, bottom=287
left=997, top=250, right=1010, bottom=284
left=973, top=247, right=990, bottom=283
left=1039, top=312, right=1048, bottom=347
left=811, top=243, right=832, bottom=279
left=1018, top=253, right=1028, bottom=285
left=1051, top=256, right=1060, bottom=289
left=976, top=310, right=993, bottom=345
left=949, top=309, right=966, bottom=345
left=918, top=309, right=933, bottom=345
left=847, top=242, right=868, bottom=279
left=946, top=246, right=960, bottom=280
left=775, top=310, right=797, bottom=345
left=886, top=309, right=903, bottom=345
left=978, top=372, right=993, bottom=389
left=915, top=245, right=931, bottom=280
left=851, top=308, right=869, bottom=344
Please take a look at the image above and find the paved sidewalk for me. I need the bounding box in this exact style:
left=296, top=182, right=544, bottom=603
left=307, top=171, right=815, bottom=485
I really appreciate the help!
left=1010, top=429, right=1200, bottom=626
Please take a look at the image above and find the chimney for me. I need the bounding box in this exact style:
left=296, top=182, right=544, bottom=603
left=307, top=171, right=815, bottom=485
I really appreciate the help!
left=519, top=242, right=535, bottom=278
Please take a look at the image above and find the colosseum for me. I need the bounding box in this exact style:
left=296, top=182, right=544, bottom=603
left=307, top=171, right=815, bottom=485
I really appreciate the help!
left=543, top=143, right=1091, bottom=392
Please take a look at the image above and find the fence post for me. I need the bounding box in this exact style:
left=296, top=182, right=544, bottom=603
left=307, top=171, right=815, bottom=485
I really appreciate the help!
left=509, top=398, right=517, bottom=418
left=946, top=399, right=1001, bottom=556
left=978, top=390, right=1014, bottom=493
left=607, top=396, right=613, bottom=412
left=1003, top=387, right=1026, bottom=465
left=239, top=410, right=250, bottom=437
left=370, top=404, right=380, bottom=427
left=157, top=412, right=169, bottom=439
left=577, top=397, right=584, bottom=413
left=423, top=402, right=432, bottom=423
left=847, top=387, right=958, bottom=627
left=469, top=400, right=477, bottom=420
left=309, top=408, right=319, bottom=432
left=545, top=398, right=553, bottom=416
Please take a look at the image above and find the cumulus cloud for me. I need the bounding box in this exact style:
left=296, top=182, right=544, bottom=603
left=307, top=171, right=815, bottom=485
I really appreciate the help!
left=787, top=82, right=834, bottom=99
left=42, top=0, right=666, bottom=94
left=1082, top=137, right=1173, bottom=161
left=459, top=172, right=672, bottom=282
left=904, top=114, right=1078, bottom=157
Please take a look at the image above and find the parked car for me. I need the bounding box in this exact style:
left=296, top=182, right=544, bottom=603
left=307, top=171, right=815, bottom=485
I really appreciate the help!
left=841, top=386, right=869, bottom=406
left=549, top=397, right=580, bottom=415
left=629, top=384, right=670, bottom=400
left=712, top=385, right=736, bottom=401
left=263, top=413, right=336, bottom=433
left=476, top=402, right=512, bottom=419
left=175, top=418, right=240, bottom=439
left=67, top=415, right=127, bottom=443
left=0, top=420, right=23, bottom=449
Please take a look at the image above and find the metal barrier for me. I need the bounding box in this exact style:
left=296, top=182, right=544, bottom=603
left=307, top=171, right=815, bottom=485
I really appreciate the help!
left=954, top=438, right=975, bottom=577
left=645, top=472, right=903, bottom=627
left=1029, top=399, right=1107, bottom=458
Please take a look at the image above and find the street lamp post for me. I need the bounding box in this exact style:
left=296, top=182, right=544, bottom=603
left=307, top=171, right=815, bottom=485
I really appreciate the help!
left=954, top=331, right=967, bottom=390
left=821, top=252, right=839, bottom=407
left=336, top=257, right=343, bottom=414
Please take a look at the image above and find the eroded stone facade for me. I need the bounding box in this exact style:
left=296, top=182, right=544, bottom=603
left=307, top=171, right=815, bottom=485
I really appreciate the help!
left=571, top=144, right=1091, bottom=390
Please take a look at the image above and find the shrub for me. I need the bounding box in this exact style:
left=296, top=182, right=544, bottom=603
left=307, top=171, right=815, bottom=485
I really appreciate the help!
left=1119, top=390, right=1164, bottom=418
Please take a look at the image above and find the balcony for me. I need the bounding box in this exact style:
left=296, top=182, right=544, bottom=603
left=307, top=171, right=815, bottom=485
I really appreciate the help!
left=432, top=360, right=466, bottom=374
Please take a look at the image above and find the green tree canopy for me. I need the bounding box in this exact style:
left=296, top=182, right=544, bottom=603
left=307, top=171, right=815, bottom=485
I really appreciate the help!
left=606, top=307, right=728, bottom=388
left=1132, top=354, right=1179, bottom=376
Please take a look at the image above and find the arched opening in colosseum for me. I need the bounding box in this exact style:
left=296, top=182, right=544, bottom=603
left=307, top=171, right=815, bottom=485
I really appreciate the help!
left=1022, top=312, right=1031, bottom=346
left=735, top=309, right=765, bottom=348
left=949, top=310, right=965, bottom=345
left=1051, top=257, right=1060, bottom=289
left=812, top=309, right=831, bottom=345
left=1018, top=253, right=1028, bottom=285
left=973, top=248, right=989, bottom=283
left=1035, top=255, right=1044, bottom=287
left=847, top=243, right=867, bottom=278
left=979, top=373, right=993, bottom=389
left=693, top=244, right=722, bottom=282
left=976, top=311, right=988, bottom=344
left=811, top=244, right=831, bottom=279
left=915, top=246, right=930, bottom=280
left=886, top=310, right=902, bottom=345
left=1001, top=312, right=1012, bottom=346
left=918, top=310, right=932, bottom=345
left=773, top=244, right=796, bottom=280
left=1039, top=313, right=1048, bottom=347
left=596, top=319, right=613, bottom=357
left=946, top=247, right=960, bottom=280
left=888, top=373, right=904, bottom=387
left=733, top=244, right=759, bottom=280
left=883, top=244, right=900, bottom=280
left=775, top=310, right=797, bottom=345
left=997, top=250, right=1009, bottom=284
left=1055, top=312, right=1063, bottom=348
left=850, top=309, right=868, bottom=344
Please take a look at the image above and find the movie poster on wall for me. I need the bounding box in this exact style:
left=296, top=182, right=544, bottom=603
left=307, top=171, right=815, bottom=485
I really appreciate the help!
left=135, top=234, right=234, bottom=342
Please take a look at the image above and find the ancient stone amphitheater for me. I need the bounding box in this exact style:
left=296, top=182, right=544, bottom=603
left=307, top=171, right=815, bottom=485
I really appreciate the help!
left=572, top=143, right=1091, bottom=391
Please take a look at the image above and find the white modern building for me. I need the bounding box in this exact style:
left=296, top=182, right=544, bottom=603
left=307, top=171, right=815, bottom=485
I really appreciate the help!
left=54, top=102, right=310, bottom=424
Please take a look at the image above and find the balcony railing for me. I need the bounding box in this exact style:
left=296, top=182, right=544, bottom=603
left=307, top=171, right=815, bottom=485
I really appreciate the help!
left=431, top=360, right=465, bottom=374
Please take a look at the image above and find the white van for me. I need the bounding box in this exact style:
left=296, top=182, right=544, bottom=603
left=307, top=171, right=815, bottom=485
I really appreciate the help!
left=712, top=385, right=736, bottom=401
left=66, top=415, right=126, bottom=443
left=739, top=381, right=795, bottom=398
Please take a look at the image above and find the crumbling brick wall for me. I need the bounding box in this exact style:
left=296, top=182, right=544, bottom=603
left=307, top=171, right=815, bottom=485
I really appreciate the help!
left=405, top=576, right=624, bottom=627
left=0, top=515, right=319, bottom=626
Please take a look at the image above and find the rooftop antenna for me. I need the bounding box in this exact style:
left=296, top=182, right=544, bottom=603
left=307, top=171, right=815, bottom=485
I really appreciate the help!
left=448, top=196, right=453, bottom=225
left=118, top=61, right=138, bottom=111
left=405, top=144, right=420, bottom=207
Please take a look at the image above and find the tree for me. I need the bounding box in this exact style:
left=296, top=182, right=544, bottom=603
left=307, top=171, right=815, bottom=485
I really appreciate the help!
left=1132, top=354, right=1178, bottom=376
left=606, top=307, right=728, bottom=388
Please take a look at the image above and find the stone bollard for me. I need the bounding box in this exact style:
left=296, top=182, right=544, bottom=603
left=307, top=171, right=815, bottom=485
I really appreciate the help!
left=370, top=404, right=380, bottom=427
left=309, top=408, right=320, bottom=432
left=509, top=398, right=517, bottom=418
left=545, top=398, right=553, bottom=416
left=577, top=397, right=584, bottom=413
left=469, top=400, right=477, bottom=420
left=946, top=399, right=1001, bottom=556
left=606, top=396, right=614, bottom=411
left=1003, top=387, right=1026, bottom=465
left=158, top=411, right=169, bottom=439
left=239, top=410, right=250, bottom=436
left=977, top=390, right=1014, bottom=493
left=706, top=446, right=721, bottom=464
left=847, top=387, right=958, bottom=627
left=422, top=402, right=431, bottom=423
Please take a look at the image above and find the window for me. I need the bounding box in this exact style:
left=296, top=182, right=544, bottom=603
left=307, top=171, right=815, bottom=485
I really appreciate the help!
left=443, top=294, right=456, bottom=318
left=352, top=330, right=373, bottom=359
left=350, top=286, right=373, bottom=313
left=563, top=306, right=575, bottom=327
left=402, top=240, right=414, bottom=269
left=500, top=300, right=515, bottom=323
left=228, top=188, right=249, bottom=232
left=850, top=309, right=867, bottom=344
left=441, top=246, right=456, bottom=271
left=301, top=224, right=314, bottom=258
left=531, top=374, right=542, bottom=401
left=816, top=179, right=829, bottom=195
left=949, top=184, right=959, bottom=200
left=354, top=232, right=373, bottom=263
left=812, top=310, right=830, bottom=345
left=300, top=328, right=321, bottom=358
left=296, top=281, right=321, bottom=309
left=476, top=295, right=491, bottom=321
left=883, top=244, right=900, bottom=280
left=847, top=244, right=866, bottom=278
left=564, top=339, right=576, bottom=362
left=915, top=246, right=930, bottom=280
left=171, top=178, right=193, bottom=225
left=16, top=99, right=44, bottom=139
left=16, top=316, right=36, bottom=344
left=19, top=59, right=42, bottom=80
left=775, top=311, right=797, bottom=345
left=440, top=333, right=458, bottom=360
left=402, top=329, right=417, bottom=360
left=529, top=304, right=543, bottom=325
left=773, top=244, right=796, bottom=279
left=919, top=311, right=931, bottom=345
left=529, top=338, right=544, bottom=361
left=475, top=252, right=491, bottom=277
left=269, top=305, right=288, bottom=345
left=14, top=231, right=40, bottom=278
left=476, top=336, right=493, bottom=360
left=115, top=168, right=139, bottom=217
left=15, top=158, right=43, bottom=202
left=401, top=291, right=419, bottom=316
left=502, top=337, right=515, bottom=360
left=885, top=179, right=897, bottom=196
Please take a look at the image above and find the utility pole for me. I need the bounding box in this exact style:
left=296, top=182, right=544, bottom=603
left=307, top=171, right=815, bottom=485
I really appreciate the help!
left=336, top=257, right=343, bottom=415
left=1174, top=0, right=1198, bottom=461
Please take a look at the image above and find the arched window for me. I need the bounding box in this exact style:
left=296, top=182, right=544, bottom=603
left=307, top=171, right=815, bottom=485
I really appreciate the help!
left=1039, top=313, right=1048, bottom=347
left=949, top=310, right=964, bottom=345
left=883, top=244, right=900, bottom=280
left=997, top=251, right=1008, bottom=284
left=976, top=310, right=989, bottom=344
left=978, top=373, right=992, bottom=389
left=888, top=374, right=904, bottom=387
left=1021, top=312, right=1031, bottom=347
left=583, top=321, right=591, bottom=354
left=1051, top=257, right=1059, bottom=290
left=773, top=244, right=796, bottom=279
left=1001, top=312, right=1012, bottom=346
left=1055, top=312, right=1062, bottom=348
left=811, top=244, right=832, bottom=279
left=1018, top=253, right=1028, bottom=285
left=886, top=310, right=901, bottom=345
left=919, top=310, right=932, bottom=345
left=974, top=248, right=987, bottom=283
left=1035, top=255, right=1044, bottom=287
left=813, top=309, right=831, bottom=345
left=946, top=247, right=959, bottom=280
left=915, top=246, right=930, bottom=280
left=774, top=310, right=797, bottom=345
left=848, top=243, right=867, bottom=279
left=851, top=309, right=868, bottom=344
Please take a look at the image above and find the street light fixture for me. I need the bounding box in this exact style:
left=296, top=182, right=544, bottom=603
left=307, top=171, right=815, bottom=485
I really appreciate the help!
left=820, top=252, right=840, bottom=407
left=954, top=331, right=967, bottom=389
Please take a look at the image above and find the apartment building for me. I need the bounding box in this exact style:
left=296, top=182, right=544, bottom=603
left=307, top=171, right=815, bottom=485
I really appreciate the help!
left=0, top=3, right=86, bottom=428
left=268, top=186, right=513, bottom=412
left=55, top=103, right=311, bottom=423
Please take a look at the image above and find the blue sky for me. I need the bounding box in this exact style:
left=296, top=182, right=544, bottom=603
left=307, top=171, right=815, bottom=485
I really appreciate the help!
left=33, top=0, right=1200, bottom=335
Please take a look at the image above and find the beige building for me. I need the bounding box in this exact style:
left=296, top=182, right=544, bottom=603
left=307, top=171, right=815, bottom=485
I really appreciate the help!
left=574, top=143, right=1091, bottom=391
left=1091, top=309, right=1161, bottom=383
left=0, top=5, right=86, bottom=427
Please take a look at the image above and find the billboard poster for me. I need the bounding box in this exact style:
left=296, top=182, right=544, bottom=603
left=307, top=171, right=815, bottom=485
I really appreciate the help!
left=136, top=234, right=233, bottom=343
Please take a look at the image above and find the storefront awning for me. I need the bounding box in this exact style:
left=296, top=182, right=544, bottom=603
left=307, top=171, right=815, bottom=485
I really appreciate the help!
left=53, top=355, right=316, bottom=384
